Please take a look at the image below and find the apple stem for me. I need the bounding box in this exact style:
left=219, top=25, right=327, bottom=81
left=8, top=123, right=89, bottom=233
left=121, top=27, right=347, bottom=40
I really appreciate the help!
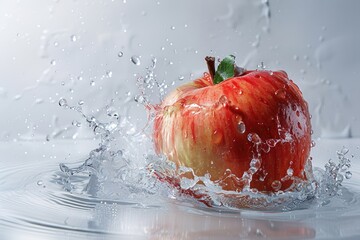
left=205, top=56, right=216, bottom=80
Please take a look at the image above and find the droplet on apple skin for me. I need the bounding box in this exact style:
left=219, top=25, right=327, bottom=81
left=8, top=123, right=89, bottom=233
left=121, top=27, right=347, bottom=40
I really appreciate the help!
left=237, top=121, right=246, bottom=134
left=212, top=130, right=223, bottom=144
left=271, top=180, right=282, bottom=191
left=275, top=88, right=287, bottom=99
left=247, top=133, right=261, bottom=144
left=218, top=95, right=228, bottom=106
left=287, top=168, right=294, bottom=176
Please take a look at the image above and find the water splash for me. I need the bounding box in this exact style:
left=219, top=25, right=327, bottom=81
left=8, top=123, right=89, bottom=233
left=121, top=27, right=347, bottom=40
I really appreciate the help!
left=58, top=58, right=354, bottom=211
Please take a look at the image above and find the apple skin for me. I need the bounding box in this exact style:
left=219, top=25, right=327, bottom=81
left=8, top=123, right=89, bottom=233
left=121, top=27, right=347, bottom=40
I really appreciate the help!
left=153, top=70, right=311, bottom=193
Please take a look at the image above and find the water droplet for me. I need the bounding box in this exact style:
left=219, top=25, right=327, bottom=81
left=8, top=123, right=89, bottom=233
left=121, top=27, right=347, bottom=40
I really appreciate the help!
left=72, top=120, right=81, bottom=127
left=237, top=121, right=246, bottom=134
left=250, top=158, right=261, bottom=169
left=106, top=71, right=113, bottom=78
left=78, top=100, right=84, bottom=105
left=70, top=35, right=77, bottom=42
left=54, top=41, right=59, bottom=47
left=90, top=80, right=95, bottom=86
left=37, top=180, right=43, bottom=186
left=118, top=51, right=124, bottom=57
left=247, top=133, right=261, bottom=144
left=239, top=90, right=243, bottom=95
left=131, top=55, right=141, bottom=65
left=287, top=168, right=294, bottom=176
left=134, top=94, right=145, bottom=103
left=271, top=180, right=282, bottom=191
left=257, top=62, right=266, bottom=69
left=178, top=75, right=185, bottom=81
left=218, top=95, right=228, bottom=106
left=275, top=88, right=286, bottom=99
left=311, top=140, right=316, bottom=148
left=212, top=130, right=223, bottom=144
left=345, top=171, right=352, bottom=179
left=170, top=26, right=175, bottom=30
left=293, top=55, right=299, bottom=61
left=58, top=98, right=67, bottom=107
left=77, top=76, right=83, bottom=81
left=50, top=59, right=56, bottom=65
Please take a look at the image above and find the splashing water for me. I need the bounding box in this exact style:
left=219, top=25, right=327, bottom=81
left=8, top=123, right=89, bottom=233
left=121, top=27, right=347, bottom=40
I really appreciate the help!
left=58, top=59, right=354, bottom=211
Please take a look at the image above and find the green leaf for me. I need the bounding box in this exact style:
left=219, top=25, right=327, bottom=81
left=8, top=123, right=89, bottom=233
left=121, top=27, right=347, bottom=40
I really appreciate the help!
left=213, top=55, right=235, bottom=84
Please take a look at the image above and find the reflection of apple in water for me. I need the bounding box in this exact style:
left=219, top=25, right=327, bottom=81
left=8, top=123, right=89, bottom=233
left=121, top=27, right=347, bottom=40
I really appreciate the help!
left=153, top=56, right=312, bottom=193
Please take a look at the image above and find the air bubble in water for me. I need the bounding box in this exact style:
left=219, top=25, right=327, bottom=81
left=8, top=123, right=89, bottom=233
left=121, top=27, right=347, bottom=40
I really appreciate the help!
left=131, top=55, right=141, bottom=65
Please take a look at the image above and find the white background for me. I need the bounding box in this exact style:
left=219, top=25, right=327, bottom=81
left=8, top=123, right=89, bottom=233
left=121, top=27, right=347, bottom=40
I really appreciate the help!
left=0, top=0, right=359, bottom=141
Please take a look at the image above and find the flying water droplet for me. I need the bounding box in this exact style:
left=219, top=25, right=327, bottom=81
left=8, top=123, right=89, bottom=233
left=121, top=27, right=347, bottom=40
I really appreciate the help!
left=178, top=75, right=185, bottom=81
left=50, top=59, right=56, bottom=65
left=72, top=120, right=81, bottom=127
left=131, top=55, right=141, bottom=65
left=70, top=35, right=77, bottom=42
left=117, top=51, right=124, bottom=57
left=287, top=168, right=294, bottom=176
left=58, top=98, right=67, bottom=107
left=311, top=140, right=316, bottom=148
left=134, top=95, right=145, bottom=103
left=90, top=81, right=95, bottom=86
left=106, top=71, right=113, bottom=78
left=345, top=171, right=352, bottom=179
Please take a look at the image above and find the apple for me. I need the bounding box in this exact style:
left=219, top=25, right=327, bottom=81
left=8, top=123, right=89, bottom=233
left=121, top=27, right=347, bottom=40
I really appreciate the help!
left=153, top=56, right=312, bottom=193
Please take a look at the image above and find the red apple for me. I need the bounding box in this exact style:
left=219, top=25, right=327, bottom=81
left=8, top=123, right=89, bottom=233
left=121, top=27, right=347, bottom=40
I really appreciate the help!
left=153, top=56, right=312, bottom=193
